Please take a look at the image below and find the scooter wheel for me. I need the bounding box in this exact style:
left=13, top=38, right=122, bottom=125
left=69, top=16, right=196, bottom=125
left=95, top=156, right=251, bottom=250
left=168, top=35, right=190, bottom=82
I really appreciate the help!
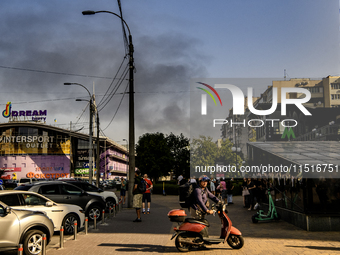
left=252, top=214, right=258, bottom=223
left=175, top=233, right=193, bottom=252
left=227, top=234, right=244, bottom=249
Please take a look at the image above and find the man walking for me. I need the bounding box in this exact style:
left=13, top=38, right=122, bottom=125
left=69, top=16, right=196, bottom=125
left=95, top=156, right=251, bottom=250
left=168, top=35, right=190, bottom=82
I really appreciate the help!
left=120, top=177, right=127, bottom=205
left=133, top=170, right=143, bottom=222
left=142, top=174, right=153, bottom=214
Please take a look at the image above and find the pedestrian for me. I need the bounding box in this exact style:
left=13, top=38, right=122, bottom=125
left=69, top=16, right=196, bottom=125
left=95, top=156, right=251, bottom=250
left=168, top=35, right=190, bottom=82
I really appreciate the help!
left=247, top=178, right=256, bottom=210
left=217, top=178, right=227, bottom=204
left=120, top=177, right=127, bottom=205
left=210, top=175, right=216, bottom=195
left=226, top=180, right=234, bottom=204
left=241, top=178, right=248, bottom=208
left=142, top=174, right=153, bottom=214
left=132, top=169, right=143, bottom=222
left=177, top=175, right=183, bottom=185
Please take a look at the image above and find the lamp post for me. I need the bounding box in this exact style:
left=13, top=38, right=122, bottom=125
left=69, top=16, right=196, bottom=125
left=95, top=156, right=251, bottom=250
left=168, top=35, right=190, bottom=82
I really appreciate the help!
left=231, top=146, right=241, bottom=170
left=122, top=139, right=129, bottom=181
left=82, top=10, right=135, bottom=208
left=64, top=83, right=94, bottom=185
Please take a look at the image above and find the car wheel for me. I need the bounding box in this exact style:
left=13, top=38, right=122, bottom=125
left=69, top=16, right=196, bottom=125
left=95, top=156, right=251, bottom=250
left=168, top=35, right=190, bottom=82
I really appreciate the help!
left=62, top=213, right=79, bottom=234
left=23, top=229, right=45, bottom=255
left=88, top=205, right=102, bottom=221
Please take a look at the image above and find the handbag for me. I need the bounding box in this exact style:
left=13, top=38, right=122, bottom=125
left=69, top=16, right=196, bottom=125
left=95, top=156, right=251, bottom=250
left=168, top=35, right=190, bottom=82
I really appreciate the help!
left=242, top=189, right=250, bottom=196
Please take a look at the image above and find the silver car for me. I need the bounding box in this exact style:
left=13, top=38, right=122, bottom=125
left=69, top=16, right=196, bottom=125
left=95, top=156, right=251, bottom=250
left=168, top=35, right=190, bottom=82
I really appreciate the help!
left=0, top=190, right=85, bottom=234
left=0, top=201, right=54, bottom=255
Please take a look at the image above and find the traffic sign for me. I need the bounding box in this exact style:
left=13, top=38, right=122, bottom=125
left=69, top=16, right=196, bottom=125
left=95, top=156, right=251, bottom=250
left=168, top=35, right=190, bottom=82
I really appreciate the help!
left=0, top=179, right=3, bottom=185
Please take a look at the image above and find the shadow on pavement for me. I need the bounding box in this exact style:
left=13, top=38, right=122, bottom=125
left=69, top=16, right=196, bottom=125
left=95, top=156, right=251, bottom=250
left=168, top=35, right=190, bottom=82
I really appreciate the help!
left=98, top=243, right=230, bottom=253
left=286, top=245, right=340, bottom=251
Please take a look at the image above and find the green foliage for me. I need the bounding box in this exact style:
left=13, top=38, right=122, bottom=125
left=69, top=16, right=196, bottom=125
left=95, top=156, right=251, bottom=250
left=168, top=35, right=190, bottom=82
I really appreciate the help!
left=167, top=133, right=190, bottom=179
left=191, top=136, right=245, bottom=179
left=136, top=132, right=173, bottom=181
left=191, top=136, right=218, bottom=173
left=136, top=132, right=190, bottom=180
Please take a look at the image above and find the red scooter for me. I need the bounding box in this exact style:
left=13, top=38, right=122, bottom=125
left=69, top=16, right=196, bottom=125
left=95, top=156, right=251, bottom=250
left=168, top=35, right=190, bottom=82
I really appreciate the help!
left=168, top=203, right=244, bottom=252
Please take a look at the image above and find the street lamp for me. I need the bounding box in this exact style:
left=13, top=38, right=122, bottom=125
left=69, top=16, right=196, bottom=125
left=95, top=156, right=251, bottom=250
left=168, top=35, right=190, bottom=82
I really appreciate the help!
left=82, top=10, right=135, bottom=208
left=231, top=146, right=241, bottom=169
left=64, top=82, right=95, bottom=185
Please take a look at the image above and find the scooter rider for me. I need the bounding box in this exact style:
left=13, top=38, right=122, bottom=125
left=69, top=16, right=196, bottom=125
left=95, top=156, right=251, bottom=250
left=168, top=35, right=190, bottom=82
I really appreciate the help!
left=190, top=175, right=220, bottom=220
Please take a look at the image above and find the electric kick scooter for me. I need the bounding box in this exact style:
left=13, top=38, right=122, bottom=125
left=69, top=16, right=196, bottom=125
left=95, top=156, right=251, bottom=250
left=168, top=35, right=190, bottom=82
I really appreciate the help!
left=252, top=187, right=281, bottom=223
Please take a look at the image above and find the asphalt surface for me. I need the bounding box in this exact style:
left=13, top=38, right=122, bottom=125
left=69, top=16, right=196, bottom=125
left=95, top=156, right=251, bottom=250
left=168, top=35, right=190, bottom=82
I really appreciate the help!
left=2, top=192, right=340, bottom=255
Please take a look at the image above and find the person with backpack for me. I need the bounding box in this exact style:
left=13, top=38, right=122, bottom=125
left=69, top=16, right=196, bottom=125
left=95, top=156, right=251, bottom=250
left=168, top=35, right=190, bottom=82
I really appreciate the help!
left=133, top=169, right=145, bottom=222
left=190, top=176, right=220, bottom=220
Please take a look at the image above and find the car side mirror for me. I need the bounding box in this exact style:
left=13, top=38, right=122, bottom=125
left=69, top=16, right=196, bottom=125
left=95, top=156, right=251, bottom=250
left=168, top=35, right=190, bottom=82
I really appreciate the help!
left=5, top=206, right=11, bottom=215
left=46, top=201, right=53, bottom=207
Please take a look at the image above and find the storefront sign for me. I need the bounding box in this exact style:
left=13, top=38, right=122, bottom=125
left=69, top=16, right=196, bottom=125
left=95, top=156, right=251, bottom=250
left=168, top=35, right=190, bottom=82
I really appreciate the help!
left=2, top=102, right=47, bottom=121
left=26, top=172, right=69, bottom=179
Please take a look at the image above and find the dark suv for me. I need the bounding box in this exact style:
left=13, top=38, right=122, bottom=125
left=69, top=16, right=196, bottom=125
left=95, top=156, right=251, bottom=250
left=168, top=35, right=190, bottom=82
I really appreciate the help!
left=15, top=181, right=106, bottom=220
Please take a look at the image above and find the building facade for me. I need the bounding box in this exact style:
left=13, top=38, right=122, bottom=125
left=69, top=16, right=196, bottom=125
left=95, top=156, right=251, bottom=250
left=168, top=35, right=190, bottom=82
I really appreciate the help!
left=0, top=121, right=128, bottom=181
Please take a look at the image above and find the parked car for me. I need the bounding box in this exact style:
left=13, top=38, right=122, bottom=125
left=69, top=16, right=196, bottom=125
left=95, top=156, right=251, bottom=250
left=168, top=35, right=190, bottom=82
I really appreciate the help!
left=15, top=181, right=106, bottom=220
left=60, top=180, right=118, bottom=209
left=0, top=200, right=54, bottom=255
left=113, top=177, right=121, bottom=185
left=0, top=190, right=85, bottom=234
left=17, top=178, right=39, bottom=187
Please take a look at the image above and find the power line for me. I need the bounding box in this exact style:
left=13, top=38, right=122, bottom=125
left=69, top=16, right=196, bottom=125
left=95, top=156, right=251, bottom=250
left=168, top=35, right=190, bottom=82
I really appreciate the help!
left=0, top=65, right=115, bottom=80
left=102, top=81, right=129, bottom=131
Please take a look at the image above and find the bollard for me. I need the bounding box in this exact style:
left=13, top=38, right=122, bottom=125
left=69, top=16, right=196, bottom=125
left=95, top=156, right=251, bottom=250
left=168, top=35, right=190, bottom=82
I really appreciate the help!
left=109, top=207, right=112, bottom=219
left=42, top=234, right=47, bottom=255
left=59, top=226, right=64, bottom=249
left=102, top=210, right=105, bottom=224
left=94, top=214, right=97, bottom=230
left=85, top=217, right=88, bottom=234
left=113, top=204, right=116, bottom=217
left=119, top=199, right=122, bottom=211
left=17, top=244, right=23, bottom=255
left=74, top=220, right=77, bottom=240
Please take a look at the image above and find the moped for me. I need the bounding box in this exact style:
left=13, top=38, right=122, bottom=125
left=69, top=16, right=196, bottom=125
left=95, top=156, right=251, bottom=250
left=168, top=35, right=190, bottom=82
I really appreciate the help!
left=168, top=203, right=244, bottom=252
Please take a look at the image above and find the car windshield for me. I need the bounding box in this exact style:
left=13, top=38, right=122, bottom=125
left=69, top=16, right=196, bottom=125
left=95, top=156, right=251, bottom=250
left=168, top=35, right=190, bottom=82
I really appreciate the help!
left=14, top=185, right=32, bottom=191
left=82, top=183, right=100, bottom=192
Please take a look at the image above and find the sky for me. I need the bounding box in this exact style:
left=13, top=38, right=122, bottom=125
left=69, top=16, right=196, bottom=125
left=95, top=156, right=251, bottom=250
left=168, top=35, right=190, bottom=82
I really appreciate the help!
left=0, top=0, right=339, bottom=143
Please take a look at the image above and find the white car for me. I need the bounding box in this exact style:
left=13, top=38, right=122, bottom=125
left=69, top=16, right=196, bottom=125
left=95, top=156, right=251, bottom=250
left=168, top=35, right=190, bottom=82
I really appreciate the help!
left=0, top=190, right=85, bottom=234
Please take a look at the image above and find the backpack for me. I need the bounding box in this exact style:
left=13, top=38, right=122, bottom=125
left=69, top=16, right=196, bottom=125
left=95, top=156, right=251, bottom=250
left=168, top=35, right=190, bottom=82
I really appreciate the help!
left=138, top=178, right=147, bottom=193
left=179, top=182, right=198, bottom=208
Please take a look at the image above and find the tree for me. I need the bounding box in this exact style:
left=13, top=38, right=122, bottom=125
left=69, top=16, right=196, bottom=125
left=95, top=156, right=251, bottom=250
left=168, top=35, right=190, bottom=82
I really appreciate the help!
left=135, top=133, right=173, bottom=181
left=167, top=133, right=190, bottom=179
left=190, top=136, right=219, bottom=177
left=217, top=139, right=243, bottom=178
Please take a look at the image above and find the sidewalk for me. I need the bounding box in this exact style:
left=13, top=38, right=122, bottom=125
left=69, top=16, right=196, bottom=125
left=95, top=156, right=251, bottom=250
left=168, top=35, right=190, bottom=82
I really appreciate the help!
left=46, top=195, right=340, bottom=255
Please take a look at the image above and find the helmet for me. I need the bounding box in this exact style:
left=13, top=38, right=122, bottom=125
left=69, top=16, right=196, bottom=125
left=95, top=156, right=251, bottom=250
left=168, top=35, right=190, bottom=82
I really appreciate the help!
left=199, top=175, right=210, bottom=182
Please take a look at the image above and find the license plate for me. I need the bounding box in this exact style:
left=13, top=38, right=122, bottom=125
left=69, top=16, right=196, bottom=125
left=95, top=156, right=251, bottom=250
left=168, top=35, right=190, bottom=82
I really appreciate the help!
left=170, top=232, right=177, bottom=240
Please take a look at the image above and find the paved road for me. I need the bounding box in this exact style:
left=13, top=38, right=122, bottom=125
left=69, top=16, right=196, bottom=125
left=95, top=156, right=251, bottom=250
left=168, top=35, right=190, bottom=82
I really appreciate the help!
left=3, top=194, right=340, bottom=254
